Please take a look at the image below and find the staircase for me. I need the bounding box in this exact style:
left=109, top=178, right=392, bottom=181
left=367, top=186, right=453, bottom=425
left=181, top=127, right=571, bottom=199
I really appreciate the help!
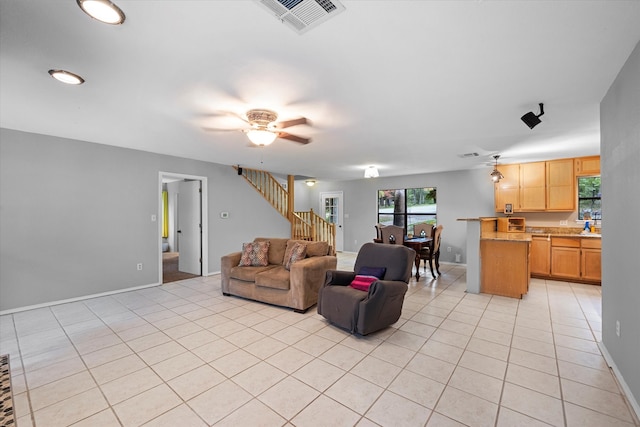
left=235, top=166, right=336, bottom=254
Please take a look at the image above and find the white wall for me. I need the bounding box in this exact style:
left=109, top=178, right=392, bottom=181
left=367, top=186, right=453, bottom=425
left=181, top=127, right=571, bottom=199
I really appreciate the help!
left=600, top=40, right=640, bottom=410
left=0, top=129, right=290, bottom=311
left=297, top=168, right=496, bottom=262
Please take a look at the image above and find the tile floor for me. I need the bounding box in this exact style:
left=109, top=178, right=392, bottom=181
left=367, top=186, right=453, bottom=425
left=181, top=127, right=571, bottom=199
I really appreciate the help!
left=1, top=253, right=638, bottom=427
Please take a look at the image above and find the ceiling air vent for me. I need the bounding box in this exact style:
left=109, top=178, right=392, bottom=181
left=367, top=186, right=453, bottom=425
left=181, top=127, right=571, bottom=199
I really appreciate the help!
left=256, top=0, right=346, bottom=34
left=458, top=152, right=480, bottom=158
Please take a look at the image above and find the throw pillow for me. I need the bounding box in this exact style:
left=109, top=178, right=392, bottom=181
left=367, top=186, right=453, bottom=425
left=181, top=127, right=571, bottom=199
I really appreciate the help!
left=358, top=266, right=386, bottom=279
left=349, top=275, right=378, bottom=292
left=238, top=241, right=270, bottom=267
left=284, top=242, right=307, bottom=270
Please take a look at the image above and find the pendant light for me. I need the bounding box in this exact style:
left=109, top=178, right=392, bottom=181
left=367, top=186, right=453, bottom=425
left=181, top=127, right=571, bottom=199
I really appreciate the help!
left=490, top=155, right=504, bottom=183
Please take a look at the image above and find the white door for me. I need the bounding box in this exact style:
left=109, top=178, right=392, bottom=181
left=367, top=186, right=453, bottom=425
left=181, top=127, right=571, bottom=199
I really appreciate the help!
left=177, top=180, right=201, bottom=275
left=320, top=192, right=344, bottom=252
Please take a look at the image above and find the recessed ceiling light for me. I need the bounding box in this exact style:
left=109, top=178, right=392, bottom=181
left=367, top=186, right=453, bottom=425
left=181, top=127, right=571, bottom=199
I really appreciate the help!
left=77, top=0, right=126, bottom=25
left=48, top=69, right=85, bottom=85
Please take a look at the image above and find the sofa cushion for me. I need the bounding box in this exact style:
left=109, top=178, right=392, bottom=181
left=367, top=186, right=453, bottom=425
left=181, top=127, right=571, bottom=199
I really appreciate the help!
left=230, top=265, right=277, bottom=282
left=349, top=275, right=378, bottom=292
left=284, top=242, right=307, bottom=270
left=305, top=241, right=329, bottom=257
left=357, top=266, right=387, bottom=279
left=238, top=241, right=270, bottom=267
left=255, top=266, right=291, bottom=290
left=254, top=237, right=289, bottom=265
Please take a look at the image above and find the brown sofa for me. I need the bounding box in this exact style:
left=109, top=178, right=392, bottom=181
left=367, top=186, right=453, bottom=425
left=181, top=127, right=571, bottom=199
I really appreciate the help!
left=221, top=237, right=337, bottom=313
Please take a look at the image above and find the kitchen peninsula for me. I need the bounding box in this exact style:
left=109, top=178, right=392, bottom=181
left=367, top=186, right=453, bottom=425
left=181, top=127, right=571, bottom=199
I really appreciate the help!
left=461, top=217, right=602, bottom=299
left=459, top=217, right=531, bottom=299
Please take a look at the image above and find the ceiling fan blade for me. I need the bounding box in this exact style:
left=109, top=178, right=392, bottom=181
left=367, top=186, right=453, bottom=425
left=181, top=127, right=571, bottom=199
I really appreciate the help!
left=278, top=132, right=311, bottom=145
left=273, top=117, right=309, bottom=129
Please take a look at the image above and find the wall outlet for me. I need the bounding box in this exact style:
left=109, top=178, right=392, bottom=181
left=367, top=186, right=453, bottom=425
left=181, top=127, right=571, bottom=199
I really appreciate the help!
left=137, top=263, right=143, bottom=271
left=616, top=320, right=621, bottom=337
left=447, top=247, right=452, bottom=253
left=560, top=220, right=568, bottom=226
left=455, top=253, right=461, bottom=263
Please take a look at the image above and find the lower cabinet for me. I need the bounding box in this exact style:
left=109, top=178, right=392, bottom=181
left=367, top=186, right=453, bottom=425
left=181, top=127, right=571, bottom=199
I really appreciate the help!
left=531, top=236, right=550, bottom=275
left=480, top=239, right=530, bottom=299
left=581, top=239, right=602, bottom=281
left=532, top=236, right=601, bottom=284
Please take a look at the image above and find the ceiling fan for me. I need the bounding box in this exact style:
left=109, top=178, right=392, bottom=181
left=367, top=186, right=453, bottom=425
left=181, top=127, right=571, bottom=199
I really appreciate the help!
left=205, top=109, right=311, bottom=146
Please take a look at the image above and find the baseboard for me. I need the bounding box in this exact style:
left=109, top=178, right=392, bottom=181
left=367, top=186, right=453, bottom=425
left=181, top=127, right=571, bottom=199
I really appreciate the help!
left=0, top=282, right=161, bottom=315
left=599, top=341, right=640, bottom=421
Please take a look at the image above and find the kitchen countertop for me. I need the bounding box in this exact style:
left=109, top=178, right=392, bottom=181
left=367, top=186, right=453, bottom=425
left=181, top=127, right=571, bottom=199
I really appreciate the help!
left=481, top=232, right=532, bottom=242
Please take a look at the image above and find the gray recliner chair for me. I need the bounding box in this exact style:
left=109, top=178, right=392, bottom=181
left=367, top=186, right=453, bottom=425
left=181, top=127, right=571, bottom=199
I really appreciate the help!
left=317, top=242, right=415, bottom=335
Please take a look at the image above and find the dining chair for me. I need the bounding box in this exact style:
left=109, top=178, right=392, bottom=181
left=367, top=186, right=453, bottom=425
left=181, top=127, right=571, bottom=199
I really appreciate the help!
left=414, top=223, right=434, bottom=239
left=418, top=225, right=443, bottom=276
left=379, top=225, right=404, bottom=244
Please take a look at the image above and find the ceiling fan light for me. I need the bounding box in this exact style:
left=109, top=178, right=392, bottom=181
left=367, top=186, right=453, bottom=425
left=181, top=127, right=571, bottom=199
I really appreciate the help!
left=48, top=69, right=85, bottom=85
left=246, top=129, right=277, bottom=146
left=77, top=0, right=125, bottom=25
left=364, top=166, right=379, bottom=178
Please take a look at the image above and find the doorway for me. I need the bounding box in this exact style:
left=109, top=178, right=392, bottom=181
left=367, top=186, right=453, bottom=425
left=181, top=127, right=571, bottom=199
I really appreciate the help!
left=159, top=172, right=208, bottom=284
left=320, top=191, right=344, bottom=252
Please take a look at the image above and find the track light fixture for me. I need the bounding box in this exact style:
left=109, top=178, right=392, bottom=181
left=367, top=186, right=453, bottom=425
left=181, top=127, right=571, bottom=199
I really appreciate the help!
left=521, top=103, right=544, bottom=129
left=490, top=155, right=504, bottom=183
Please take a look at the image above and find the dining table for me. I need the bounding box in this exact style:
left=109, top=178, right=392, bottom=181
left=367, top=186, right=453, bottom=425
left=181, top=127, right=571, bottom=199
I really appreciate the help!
left=402, top=236, right=432, bottom=279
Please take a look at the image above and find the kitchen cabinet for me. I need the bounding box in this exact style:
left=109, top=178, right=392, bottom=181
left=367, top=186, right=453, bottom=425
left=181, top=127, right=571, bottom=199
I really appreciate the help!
left=520, top=162, right=546, bottom=210
left=530, top=236, right=550, bottom=275
left=494, top=156, right=590, bottom=212
left=494, top=164, right=520, bottom=213
left=497, top=217, right=525, bottom=233
left=575, top=156, right=600, bottom=176
left=481, top=238, right=530, bottom=298
left=581, top=238, right=602, bottom=282
left=533, top=236, right=601, bottom=283
left=546, top=159, right=575, bottom=211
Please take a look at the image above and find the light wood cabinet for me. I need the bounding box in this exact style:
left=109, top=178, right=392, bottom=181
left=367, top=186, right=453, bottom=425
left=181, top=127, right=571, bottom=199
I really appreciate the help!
left=497, top=217, right=525, bottom=233
left=581, top=238, right=602, bottom=282
left=575, top=156, right=600, bottom=176
left=534, top=236, right=601, bottom=283
left=546, top=159, right=575, bottom=211
left=520, top=162, right=546, bottom=210
left=494, top=156, right=597, bottom=212
left=530, top=236, right=550, bottom=275
left=481, top=239, right=530, bottom=298
left=494, top=164, right=520, bottom=212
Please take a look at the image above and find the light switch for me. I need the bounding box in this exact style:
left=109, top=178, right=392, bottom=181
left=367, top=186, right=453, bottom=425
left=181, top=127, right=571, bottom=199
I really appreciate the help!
left=151, top=214, right=157, bottom=222
left=220, top=212, right=229, bottom=219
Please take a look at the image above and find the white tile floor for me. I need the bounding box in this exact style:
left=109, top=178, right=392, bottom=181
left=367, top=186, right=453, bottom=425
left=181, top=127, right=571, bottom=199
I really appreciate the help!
left=1, top=253, right=638, bottom=427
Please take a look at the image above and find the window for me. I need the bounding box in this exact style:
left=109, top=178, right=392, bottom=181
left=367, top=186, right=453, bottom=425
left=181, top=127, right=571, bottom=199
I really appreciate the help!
left=377, top=187, right=437, bottom=234
left=578, top=176, right=601, bottom=220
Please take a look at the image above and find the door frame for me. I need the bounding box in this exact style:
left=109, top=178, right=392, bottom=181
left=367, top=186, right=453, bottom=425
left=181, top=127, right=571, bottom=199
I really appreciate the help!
left=158, top=172, right=208, bottom=283
left=319, top=191, right=344, bottom=252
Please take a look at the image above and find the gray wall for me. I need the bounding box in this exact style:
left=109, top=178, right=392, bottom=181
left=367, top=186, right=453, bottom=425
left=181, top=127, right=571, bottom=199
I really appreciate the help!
left=299, top=169, right=496, bottom=262
left=600, top=41, right=640, bottom=406
left=0, top=129, right=290, bottom=311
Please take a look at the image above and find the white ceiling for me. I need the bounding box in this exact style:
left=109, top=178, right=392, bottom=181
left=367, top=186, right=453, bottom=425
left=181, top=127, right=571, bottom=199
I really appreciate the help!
left=2, top=1, right=639, bottom=181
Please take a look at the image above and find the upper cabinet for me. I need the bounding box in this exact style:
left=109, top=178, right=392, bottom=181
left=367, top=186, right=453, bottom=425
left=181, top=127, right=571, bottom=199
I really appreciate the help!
left=546, top=159, right=575, bottom=211
left=494, top=156, right=595, bottom=213
left=575, top=156, right=600, bottom=176
left=494, top=164, right=520, bottom=212
left=520, top=162, right=546, bottom=211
